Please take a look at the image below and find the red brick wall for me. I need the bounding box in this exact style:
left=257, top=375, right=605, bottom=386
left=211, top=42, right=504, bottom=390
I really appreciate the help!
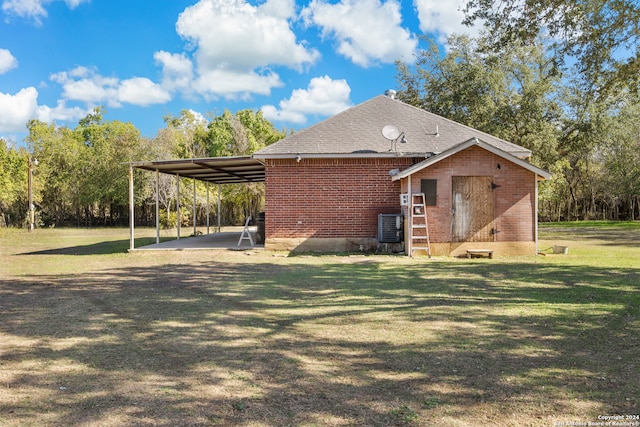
left=264, top=158, right=413, bottom=238
left=402, top=145, right=536, bottom=242
left=265, top=146, right=537, bottom=242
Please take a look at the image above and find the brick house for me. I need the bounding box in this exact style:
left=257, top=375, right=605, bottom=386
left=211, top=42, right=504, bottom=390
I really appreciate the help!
left=253, top=93, right=550, bottom=256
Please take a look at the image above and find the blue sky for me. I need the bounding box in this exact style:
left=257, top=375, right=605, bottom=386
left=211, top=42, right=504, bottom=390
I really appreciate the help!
left=0, top=0, right=479, bottom=143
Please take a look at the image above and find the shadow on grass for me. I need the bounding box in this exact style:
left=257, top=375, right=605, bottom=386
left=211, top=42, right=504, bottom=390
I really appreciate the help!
left=1, top=258, right=638, bottom=426
left=18, top=237, right=167, bottom=256
left=540, top=224, right=640, bottom=248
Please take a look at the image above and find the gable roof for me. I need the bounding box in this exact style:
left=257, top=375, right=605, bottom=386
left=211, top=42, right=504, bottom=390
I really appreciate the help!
left=391, top=138, right=552, bottom=181
left=253, top=95, right=532, bottom=159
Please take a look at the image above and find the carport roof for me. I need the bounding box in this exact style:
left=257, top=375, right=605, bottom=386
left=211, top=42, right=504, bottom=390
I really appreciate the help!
left=129, top=156, right=264, bottom=184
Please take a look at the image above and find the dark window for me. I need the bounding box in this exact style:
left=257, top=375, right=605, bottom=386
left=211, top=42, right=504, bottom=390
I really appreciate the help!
left=421, top=179, right=437, bottom=206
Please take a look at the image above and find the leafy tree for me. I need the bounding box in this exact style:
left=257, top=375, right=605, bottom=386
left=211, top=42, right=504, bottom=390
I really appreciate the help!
left=26, top=119, right=83, bottom=226
left=204, top=109, right=285, bottom=157
left=25, top=109, right=153, bottom=226
left=462, top=0, right=640, bottom=97
left=162, top=110, right=209, bottom=158
left=396, top=34, right=563, bottom=168
left=76, top=112, right=151, bottom=224
left=0, top=140, right=28, bottom=226
left=600, top=99, right=640, bottom=219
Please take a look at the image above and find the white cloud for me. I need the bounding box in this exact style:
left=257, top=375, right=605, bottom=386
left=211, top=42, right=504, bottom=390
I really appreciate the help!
left=154, top=51, right=193, bottom=92
left=0, top=48, right=18, bottom=74
left=257, top=0, right=295, bottom=19
left=413, top=0, right=482, bottom=43
left=53, top=68, right=118, bottom=105
left=2, top=0, right=47, bottom=24
left=2, top=0, right=89, bottom=25
left=167, top=0, right=319, bottom=99
left=0, top=87, right=88, bottom=132
left=261, top=75, right=352, bottom=124
left=177, top=0, right=318, bottom=70
left=63, top=0, right=86, bottom=8
left=51, top=66, right=170, bottom=107
left=36, top=99, right=89, bottom=123
left=194, top=68, right=282, bottom=101
left=118, top=77, right=171, bottom=106
left=0, top=87, right=38, bottom=132
left=302, top=0, right=417, bottom=67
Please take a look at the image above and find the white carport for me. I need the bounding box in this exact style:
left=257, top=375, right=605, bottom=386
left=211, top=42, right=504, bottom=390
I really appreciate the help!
left=127, top=156, right=265, bottom=251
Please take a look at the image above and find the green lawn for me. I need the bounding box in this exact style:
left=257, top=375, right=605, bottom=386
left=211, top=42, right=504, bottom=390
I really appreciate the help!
left=0, top=225, right=638, bottom=426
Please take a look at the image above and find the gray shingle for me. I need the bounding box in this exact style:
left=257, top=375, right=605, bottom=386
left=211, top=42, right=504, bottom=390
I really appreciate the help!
left=254, top=95, right=531, bottom=158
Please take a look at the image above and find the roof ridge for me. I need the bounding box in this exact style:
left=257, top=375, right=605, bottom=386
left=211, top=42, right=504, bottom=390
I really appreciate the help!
left=377, top=95, right=527, bottom=153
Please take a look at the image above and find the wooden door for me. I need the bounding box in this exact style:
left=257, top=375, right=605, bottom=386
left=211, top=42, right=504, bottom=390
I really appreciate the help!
left=452, top=176, right=494, bottom=242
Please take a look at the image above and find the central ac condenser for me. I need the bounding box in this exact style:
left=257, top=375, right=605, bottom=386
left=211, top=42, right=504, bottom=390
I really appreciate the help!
left=378, top=214, right=404, bottom=243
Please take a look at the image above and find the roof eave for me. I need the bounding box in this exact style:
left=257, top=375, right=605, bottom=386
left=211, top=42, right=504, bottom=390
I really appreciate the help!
left=252, top=152, right=434, bottom=160
left=391, top=138, right=551, bottom=181
left=127, top=156, right=265, bottom=184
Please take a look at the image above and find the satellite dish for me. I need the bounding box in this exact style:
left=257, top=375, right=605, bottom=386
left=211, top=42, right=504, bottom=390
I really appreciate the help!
left=381, top=125, right=401, bottom=141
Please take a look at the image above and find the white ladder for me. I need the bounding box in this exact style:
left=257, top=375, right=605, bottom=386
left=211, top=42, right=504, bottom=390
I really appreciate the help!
left=410, top=193, right=431, bottom=257
left=237, top=216, right=254, bottom=247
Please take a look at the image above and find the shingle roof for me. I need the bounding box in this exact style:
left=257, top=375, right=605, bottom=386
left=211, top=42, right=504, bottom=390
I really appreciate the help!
left=253, top=95, right=532, bottom=159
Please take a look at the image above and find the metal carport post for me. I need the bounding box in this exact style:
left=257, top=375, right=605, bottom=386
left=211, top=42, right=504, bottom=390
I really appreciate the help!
left=129, top=164, right=135, bottom=251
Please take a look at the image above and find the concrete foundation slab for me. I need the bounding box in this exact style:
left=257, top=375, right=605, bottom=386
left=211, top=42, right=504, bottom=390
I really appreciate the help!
left=135, top=230, right=263, bottom=251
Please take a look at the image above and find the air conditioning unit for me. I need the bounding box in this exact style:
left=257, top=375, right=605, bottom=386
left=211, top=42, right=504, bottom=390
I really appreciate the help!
left=378, top=214, right=404, bottom=243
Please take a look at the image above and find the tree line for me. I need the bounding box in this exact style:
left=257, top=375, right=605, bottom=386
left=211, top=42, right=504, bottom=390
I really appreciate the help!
left=2, top=63, right=638, bottom=228
left=2, top=0, right=639, bottom=227
left=0, top=109, right=285, bottom=229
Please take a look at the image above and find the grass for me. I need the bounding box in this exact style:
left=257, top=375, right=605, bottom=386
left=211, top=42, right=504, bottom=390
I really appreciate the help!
left=541, top=220, right=640, bottom=229
left=0, top=224, right=638, bottom=426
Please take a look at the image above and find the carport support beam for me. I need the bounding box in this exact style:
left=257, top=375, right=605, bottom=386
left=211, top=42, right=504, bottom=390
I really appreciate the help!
left=206, top=182, right=210, bottom=234
left=535, top=175, right=539, bottom=255
left=176, top=174, right=180, bottom=240
left=193, top=178, right=197, bottom=236
left=155, top=169, right=160, bottom=245
left=129, top=164, right=135, bottom=251
left=217, top=184, right=221, bottom=233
